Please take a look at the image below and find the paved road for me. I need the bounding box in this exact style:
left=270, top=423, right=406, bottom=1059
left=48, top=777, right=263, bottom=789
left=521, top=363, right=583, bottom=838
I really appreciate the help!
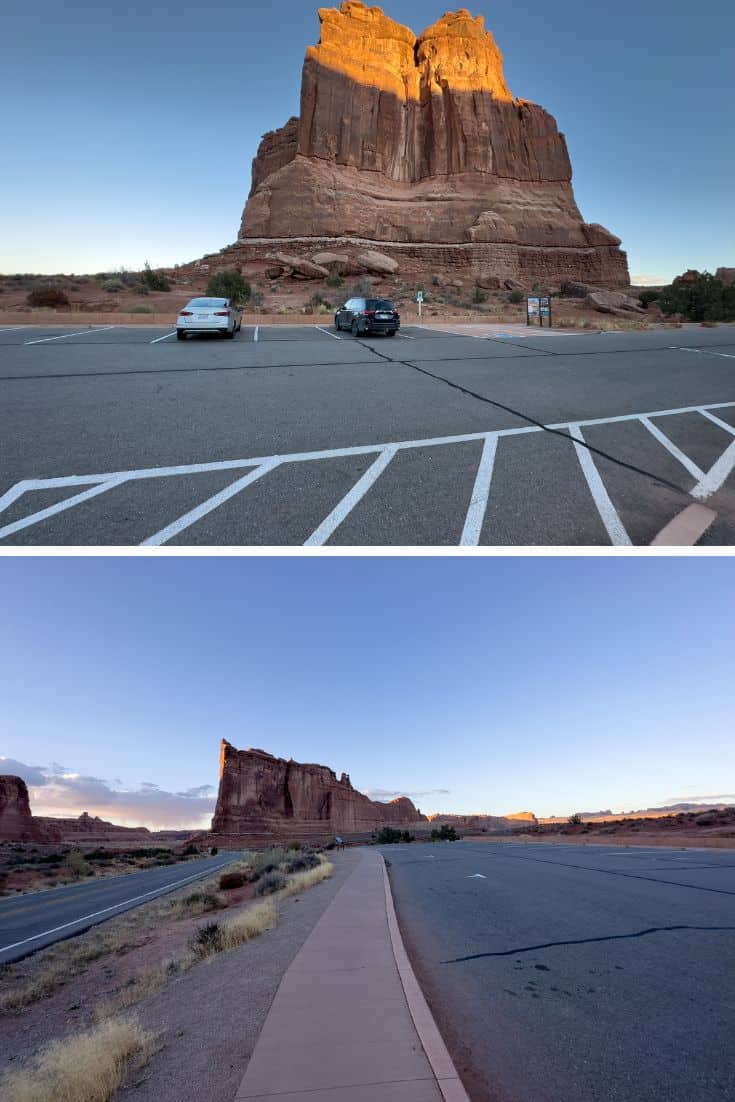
left=2, top=323, right=735, bottom=545
left=0, top=852, right=240, bottom=964
left=384, top=841, right=735, bottom=1102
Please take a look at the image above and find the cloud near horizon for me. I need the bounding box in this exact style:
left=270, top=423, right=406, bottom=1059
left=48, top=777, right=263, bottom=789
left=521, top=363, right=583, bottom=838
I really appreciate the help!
left=0, top=757, right=216, bottom=830
left=367, top=787, right=450, bottom=803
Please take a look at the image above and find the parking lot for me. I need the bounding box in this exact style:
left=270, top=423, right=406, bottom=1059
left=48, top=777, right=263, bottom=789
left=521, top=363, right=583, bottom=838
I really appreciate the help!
left=1, top=322, right=734, bottom=545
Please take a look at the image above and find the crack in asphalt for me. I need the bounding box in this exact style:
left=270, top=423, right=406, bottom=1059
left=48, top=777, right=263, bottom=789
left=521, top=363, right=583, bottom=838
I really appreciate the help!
left=353, top=336, right=692, bottom=497
left=441, top=924, right=735, bottom=964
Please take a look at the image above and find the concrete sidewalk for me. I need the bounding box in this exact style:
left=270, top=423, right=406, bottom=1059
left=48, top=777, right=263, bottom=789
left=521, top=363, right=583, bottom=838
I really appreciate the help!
left=235, top=848, right=468, bottom=1101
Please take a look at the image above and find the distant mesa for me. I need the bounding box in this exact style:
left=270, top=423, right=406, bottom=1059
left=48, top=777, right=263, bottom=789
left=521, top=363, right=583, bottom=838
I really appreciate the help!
left=0, top=776, right=50, bottom=843
left=198, top=2, right=629, bottom=289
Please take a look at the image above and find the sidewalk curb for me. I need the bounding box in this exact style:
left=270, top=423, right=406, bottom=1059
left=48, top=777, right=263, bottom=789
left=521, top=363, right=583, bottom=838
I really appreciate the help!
left=380, top=855, right=471, bottom=1102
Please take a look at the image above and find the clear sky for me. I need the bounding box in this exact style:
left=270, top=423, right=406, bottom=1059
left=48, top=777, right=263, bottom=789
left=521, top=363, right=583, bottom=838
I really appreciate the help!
left=2, top=0, right=733, bottom=281
left=1, top=557, right=733, bottom=829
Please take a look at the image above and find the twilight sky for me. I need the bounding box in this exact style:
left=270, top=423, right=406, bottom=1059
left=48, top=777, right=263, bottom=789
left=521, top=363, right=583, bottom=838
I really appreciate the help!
left=1, top=557, right=732, bottom=829
left=2, top=0, right=734, bottom=281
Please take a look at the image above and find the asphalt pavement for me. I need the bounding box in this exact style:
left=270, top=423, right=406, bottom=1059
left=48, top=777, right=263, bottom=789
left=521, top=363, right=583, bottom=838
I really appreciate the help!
left=0, top=852, right=239, bottom=964
left=384, top=841, right=735, bottom=1102
left=1, top=323, right=735, bottom=545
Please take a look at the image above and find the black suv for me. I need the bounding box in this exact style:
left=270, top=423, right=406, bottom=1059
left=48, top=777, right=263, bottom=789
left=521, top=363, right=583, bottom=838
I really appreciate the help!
left=334, top=298, right=401, bottom=337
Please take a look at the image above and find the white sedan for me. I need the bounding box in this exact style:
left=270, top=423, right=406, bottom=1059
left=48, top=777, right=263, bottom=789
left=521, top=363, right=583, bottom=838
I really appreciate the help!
left=176, top=297, right=242, bottom=340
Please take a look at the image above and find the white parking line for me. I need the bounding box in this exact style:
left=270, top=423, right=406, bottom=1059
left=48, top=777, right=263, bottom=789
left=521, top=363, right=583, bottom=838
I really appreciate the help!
left=315, top=325, right=341, bottom=341
left=639, top=417, right=705, bottom=481
left=0, top=476, right=128, bottom=541
left=304, top=448, right=398, bottom=546
left=675, top=347, right=735, bottom=360
left=24, top=326, right=116, bottom=346
left=0, top=326, right=31, bottom=333
left=461, top=435, right=499, bottom=546
left=698, top=409, right=735, bottom=436
left=141, top=460, right=282, bottom=546
left=397, top=332, right=416, bottom=339
left=254, top=326, right=259, bottom=343
left=692, top=440, right=735, bottom=501
left=150, top=331, right=176, bottom=345
left=569, top=424, right=632, bottom=545
left=0, top=860, right=235, bottom=956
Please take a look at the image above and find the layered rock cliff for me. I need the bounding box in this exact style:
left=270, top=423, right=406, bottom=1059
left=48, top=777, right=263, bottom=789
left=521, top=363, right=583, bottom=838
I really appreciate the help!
left=0, top=776, right=50, bottom=842
left=237, top=2, right=629, bottom=287
left=211, top=741, right=426, bottom=840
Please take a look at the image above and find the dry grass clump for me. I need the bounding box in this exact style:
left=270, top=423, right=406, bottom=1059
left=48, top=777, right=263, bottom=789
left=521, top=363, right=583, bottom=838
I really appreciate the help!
left=189, top=900, right=278, bottom=960
left=94, top=958, right=185, bottom=1021
left=278, top=861, right=333, bottom=899
left=0, top=1015, right=155, bottom=1102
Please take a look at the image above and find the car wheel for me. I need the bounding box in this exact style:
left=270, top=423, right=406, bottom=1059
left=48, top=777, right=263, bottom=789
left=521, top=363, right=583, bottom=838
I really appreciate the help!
left=223, top=328, right=235, bottom=340
left=351, top=320, right=360, bottom=337
left=387, top=330, right=396, bottom=337
left=176, top=330, right=186, bottom=341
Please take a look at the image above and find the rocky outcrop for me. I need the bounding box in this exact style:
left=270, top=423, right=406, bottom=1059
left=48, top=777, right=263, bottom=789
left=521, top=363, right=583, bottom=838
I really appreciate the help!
left=211, top=742, right=426, bottom=842
left=427, top=812, right=537, bottom=833
left=716, top=268, right=735, bottom=286
left=236, top=2, right=629, bottom=288
left=585, top=290, right=645, bottom=316
left=0, top=776, right=50, bottom=842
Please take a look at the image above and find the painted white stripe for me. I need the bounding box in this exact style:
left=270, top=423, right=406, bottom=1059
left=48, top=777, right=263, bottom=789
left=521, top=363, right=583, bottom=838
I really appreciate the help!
left=639, top=417, right=705, bottom=480
left=547, top=401, right=735, bottom=433
left=150, top=331, right=176, bottom=345
left=254, top=326, right=259, bottom=343
left=0, top=477, right=127, bottom=541
left=460, top=435, right=499, bottom=546
left=698, top=409, right=735, bottom=436
left=0, top=481, right=34, bottom=516
left=569, top=424, right=632, bottom=545
left=304, top=448, right=398, bottom=546
left=24, top=326, right=116, bottom=346
left=314, top=325, right=341, bottom=341
left=397, top=332, right=416, bottom=339
left=691, top=440, right=735, bottom=500
left=0, top=326, right=31, bottom=333
left=675, top=346, right=735, bottom=360
left=0, top=859, right=236, bottom=956
left=141, top=460, right=281, bottom=546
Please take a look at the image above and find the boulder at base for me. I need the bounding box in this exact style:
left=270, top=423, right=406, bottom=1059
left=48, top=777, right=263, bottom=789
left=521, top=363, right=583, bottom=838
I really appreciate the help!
left=585, top=290, right=645, bottom=315
left=356, top=250, right=400, bottom=276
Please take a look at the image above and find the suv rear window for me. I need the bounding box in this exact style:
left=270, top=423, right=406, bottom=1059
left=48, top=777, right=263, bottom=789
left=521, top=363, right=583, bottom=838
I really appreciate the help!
left=366, top=300, right=395, bottom=310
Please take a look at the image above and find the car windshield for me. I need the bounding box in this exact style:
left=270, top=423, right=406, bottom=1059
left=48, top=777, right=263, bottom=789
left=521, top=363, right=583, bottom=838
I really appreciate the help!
left=366, top=300, right=395, bottom=310
left=188, top=298, right=227, bottom=308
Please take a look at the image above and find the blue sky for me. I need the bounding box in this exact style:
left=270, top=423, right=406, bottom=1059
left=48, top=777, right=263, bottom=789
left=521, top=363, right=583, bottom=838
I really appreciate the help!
left=1, top=557, right=733, bottom=828
left=2, top=1, right=733, bottom=280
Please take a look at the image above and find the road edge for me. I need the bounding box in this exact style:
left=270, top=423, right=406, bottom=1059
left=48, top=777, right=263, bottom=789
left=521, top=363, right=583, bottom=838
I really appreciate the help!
left=380, top=853, right=471, bottom=1102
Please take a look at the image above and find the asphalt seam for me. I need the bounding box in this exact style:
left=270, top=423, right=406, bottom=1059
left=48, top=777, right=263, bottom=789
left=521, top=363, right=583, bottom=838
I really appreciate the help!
left=442, top=924, right=735, bottom=964
left=353, top=337, right=692, bottom=498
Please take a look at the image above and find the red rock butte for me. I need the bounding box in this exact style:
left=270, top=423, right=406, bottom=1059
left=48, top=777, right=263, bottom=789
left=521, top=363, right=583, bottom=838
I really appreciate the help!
left=226, top=2, right=629, bottom=288
left=209, top=741, right=426, bottom=846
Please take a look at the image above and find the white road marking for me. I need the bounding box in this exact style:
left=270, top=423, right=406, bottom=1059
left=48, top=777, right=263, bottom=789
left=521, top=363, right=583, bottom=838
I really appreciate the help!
left=0, top=326, right=31, bottom=333
left=461, top=435, right=499, bottom=546
left=0, top=477, right=127, bottom=541
left=639, top=417, right=705, bottom=481
left=692, top=440, right=735, bottom=500
left=569, top=424, right=632, bottom=545
left=468, top=874, right=487, bottom=879
left=304, top=448, right=398, bottom=546
left=397, top=332, right=416, bottom=339
left=675, top=346, right=735, bottom=360
left=0, top=859, right=235, bottom=956
left=698, top=409, right=735, bottom=436
left=150, top=331, right=176, bottom=345
left=24, top=326, right=116, bottom=346
left=315, top=325, right=341, bottom=341
left=254, top=326, right=259, bottom=343
left=141, top=460, right=282, bottom=546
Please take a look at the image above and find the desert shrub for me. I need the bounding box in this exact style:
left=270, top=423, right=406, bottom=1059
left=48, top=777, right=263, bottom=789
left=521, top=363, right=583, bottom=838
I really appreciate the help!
left=250, top=287, right=264, bottom=308
left=326, top=273, right=343, bottom=288
left=190, top=922, right=224, bottom=958
left=218, top=871, right=247, bottom=891
left=141, top=261, right=170, bottom=292
left=181, top=843, right=198, bottom=856
left=180, top=891, right=223, bottom=914
left=287, top=841, right=301, bottom=851
left=508, top=289, right=524, bottom=304
left=472, top=286, right=488, bottom=304
left=308, top=292, right=331, bottom=310
left=430, top=824, right=459, bottom=842
left=255, top=872, right=287, bottom=896
left=278, top=861, right=333, bottom=898
left=638, top=289, right=661, bottom=308
left=130, top=304, right=154, bottom=314
left=26, top=287, right=70, bottom=308
left=281, top=852, right=321, bottom=874
left=65, top=850, right=92, bottom=878
left=568, top=813, right=583, bottom=825
left=210, top=846, right=218, bottom=855
left=102, top=279, right=124, bottom=293
left=376, top=827, right=406, bottom=845
left=251, top=848, right=287, bottom=878
left=206, top=270, right=251, bottom=304
left=658, top=272, right=735, bottom=322
left=219, top=900, right=277, bottom=948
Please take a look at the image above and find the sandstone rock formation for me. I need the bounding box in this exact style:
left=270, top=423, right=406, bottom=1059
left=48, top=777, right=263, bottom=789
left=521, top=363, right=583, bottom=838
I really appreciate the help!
left=211, top=742, right=426, bottom=844
left=231, top=2, right=629, bottom=288
left=427, top=812, right=538, bottom=833
left=0, top=776, right=50, bottom=842
left=585, top=290, right=645, bottom=316
left=716, top=268, right=735, bottom=285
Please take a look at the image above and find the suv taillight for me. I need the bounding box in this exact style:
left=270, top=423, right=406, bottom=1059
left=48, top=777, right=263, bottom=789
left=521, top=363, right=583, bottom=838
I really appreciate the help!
left=361, top=310, right=376, bottom=317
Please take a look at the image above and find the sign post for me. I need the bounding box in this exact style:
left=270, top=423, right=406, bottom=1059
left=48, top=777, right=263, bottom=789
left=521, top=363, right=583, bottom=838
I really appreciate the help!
left=527, top=295, right=552, bottom=328
left=417, top=290, right=424, bottom=319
